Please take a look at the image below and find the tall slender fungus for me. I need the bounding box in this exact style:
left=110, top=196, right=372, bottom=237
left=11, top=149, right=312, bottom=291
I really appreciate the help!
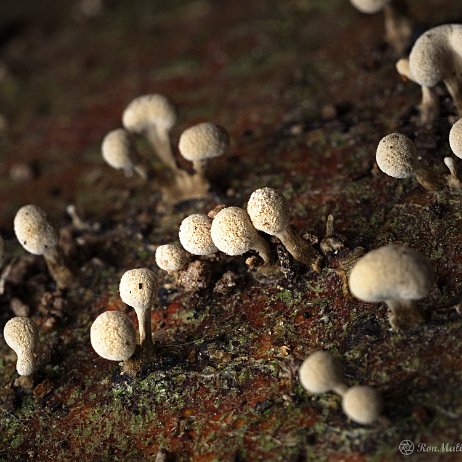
left=14, top=205, right=75, bottom=289
left=119, top=268, right=158, bottom=352
left=247, top=187, right=321, bottom=271
left=122, top=94, right=178, bottom=171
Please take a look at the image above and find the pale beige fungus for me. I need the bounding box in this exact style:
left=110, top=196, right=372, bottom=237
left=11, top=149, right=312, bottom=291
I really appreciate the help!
left=350, top=0, right=389, bottom=14
left=14, top=205, right=59, bottom=255
left=342, top=385, right=383, bottom=425
left=90, top=311, right=137, bottom=361
left=101, top=129, right=135, bottom=172
left=4, top=317, right=38, bottom=376
left=179, top=214, right=217, bottom=255
left=179, top=123, right=228, bottom=162
left=449, top=117, right=462, bottom=159
left=299, top=351, right=347, bottom=395
left=376, top=133, right=416, bottom=178
left=155, top=244, right=190, bottom=272
left=247, top=188, right=288, bottom=235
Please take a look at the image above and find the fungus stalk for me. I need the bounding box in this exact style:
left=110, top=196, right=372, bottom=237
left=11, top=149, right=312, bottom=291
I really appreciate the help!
left=444, top=157, right=462, bottom=190
left=382, top=0, right=413, bottom=55
left=385, top=298, right=424, bottom=330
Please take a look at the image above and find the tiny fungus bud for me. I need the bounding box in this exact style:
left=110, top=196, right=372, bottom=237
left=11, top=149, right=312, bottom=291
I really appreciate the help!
left=376, top=133, right=440, bottom=191
left=404, top=25, right=462, bottom=121
left=342, top=385, right=383, bottom=425
left=449, top=117, right=462, bottom=159
left=247, top=187, right=321, bottom=271
left=155, top=244, right=190, bottom=273
left=122, top=94, right=178, bottom=170
left=90, top=311, right=137, bottom=361
left=211, top=206, right=271, bottom=264
left=350, top=0, right=413, bottom=55
left=101, top=128, right=147, bottom=179
left=298, top=351, right=347, bottom=396
left=349, top=244, right=433, bottom=330
left=179, top=214, right=218, bottom=255
left=4, top=317, right=38, bottom=376
left=178, top=122, right=229, bottom=176
left=119, top=268, right=158, bottom=351
left=14, top=205, right=74, bottom=289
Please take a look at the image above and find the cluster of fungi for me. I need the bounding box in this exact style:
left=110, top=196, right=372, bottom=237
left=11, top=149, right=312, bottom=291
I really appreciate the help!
left=1, top=0, right=461, bottom=443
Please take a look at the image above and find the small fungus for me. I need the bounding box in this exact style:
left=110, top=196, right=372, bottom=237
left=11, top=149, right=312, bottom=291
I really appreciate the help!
left=349, top=244, right=433, bottom=330
left=14, top=205, right=75, bottom=289
left=449, top=117, right=462, bottom=159
left=298, top=351, right=348, bottom=396
left=155, top=243, right=190, bottom=273
left=119, top=268, right=158, bottom=352
left=247, top=187, right=321, bottom=271
left=101, top=128, right=147, bottom=179
left=90, top=311, right=137, bottom=361
left=122, top=94, right=178, bottom=170
left=210, top=206, right=271, bottom=263
left=342, top=385, right=383, bottom=425
left=398, top=24, right=462, bottom=123
left=4, top=316, right=38, bottom=377
left=376, top=133, right=440, bottom=190
left=179, top=214, right=218, bottom=255
left=350, top=0, right=413, bottom=55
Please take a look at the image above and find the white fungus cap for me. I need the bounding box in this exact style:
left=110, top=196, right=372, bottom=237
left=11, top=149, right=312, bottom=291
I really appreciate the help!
left=119, top=268, right=158, bottom=311
left=178, top=122, right=229, bottom=162
left=342, top=385, right=383, bottom=425
left=247, top=187, right=289, bottom=235
left=4, top=317, right=38, bottom=376
left=122, top=94, right=177, bottom=134
left=298, top=351, right=345, bottom=394
left=449, top=117, right=462, bottom=159
left=376, top=133, right=416, bottom=178
left=350, top=0, right=389, bottom=14
left=14, top=205, right=59, bottom=255
left=349, top=245, right=433, bottom=303
left=101, top=128, right=135, bottom=171
left=211, top=207, right=260, bottom=256
left=90, top=311, right=137, bottom=361
left=179, top=214, right=218, bottom=255
left=155, top=244, right=190, bottom=272
left=408, top=25, right=458, bottom=88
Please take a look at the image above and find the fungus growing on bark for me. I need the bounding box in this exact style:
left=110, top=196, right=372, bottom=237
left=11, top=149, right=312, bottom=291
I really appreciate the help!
left=4, top=317, right=38, bottom=377
left=342, top=385, right=383, bottom=425
left=90, top=311, right=137, bottom=361
left=247, top=187, right=321, bottom=271
left=155, top=243, right=190, bottom=274
left=119, top=268, right=158, bottom=352
left=179, top=214, right=218, bottom=255
left=122, top=94, right=178, bottom=170
left=211, top=206, right=271, bottom=263
left=376, top=133, right=440, bottom=191
left=14, top=205, right=74, bottom=289
left=397, top=24, right=462, bottom=123
left=350, top=0, right=413, bottom=55
left=101, top=128, right=147, bottom=179
left=178, top=122, right=229, bottom=177
left=298, top=351, right=348, bottom=396
left=349, top=244, right=433, bottom=329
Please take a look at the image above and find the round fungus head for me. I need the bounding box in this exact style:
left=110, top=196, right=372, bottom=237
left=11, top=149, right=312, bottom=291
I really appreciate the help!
left=155, top=244, right=190, bottom=272
left=298, top=351, right=345, bottom=394
left=376, top=133, right=416, bottom=178
left=211, top=207, right=260, bottom=256
left=122, top=94, right=177, bottom=134
left=342, top=385, right=383, bottom=425
left=408, top=25, right=451, bottom=88
left=449, top=118, right=462, bottom=159
left=247, top=187, right=289, bottom=235
left=101, top=128, right=135, bottom=172
left=4, top=317, right=38, bottom=376
left=119, top=268, right=158, bottom=311
left=179, top=214, right=218, bottom=255
left=90, top=311, right=137, bottom=361
left=14, top=205, right=59, bottom=255
left=349, top=244, right=433, bottom=303
left=350, top=0, right=389, bottom=14
left=178, top=122, right=229, bottom=162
